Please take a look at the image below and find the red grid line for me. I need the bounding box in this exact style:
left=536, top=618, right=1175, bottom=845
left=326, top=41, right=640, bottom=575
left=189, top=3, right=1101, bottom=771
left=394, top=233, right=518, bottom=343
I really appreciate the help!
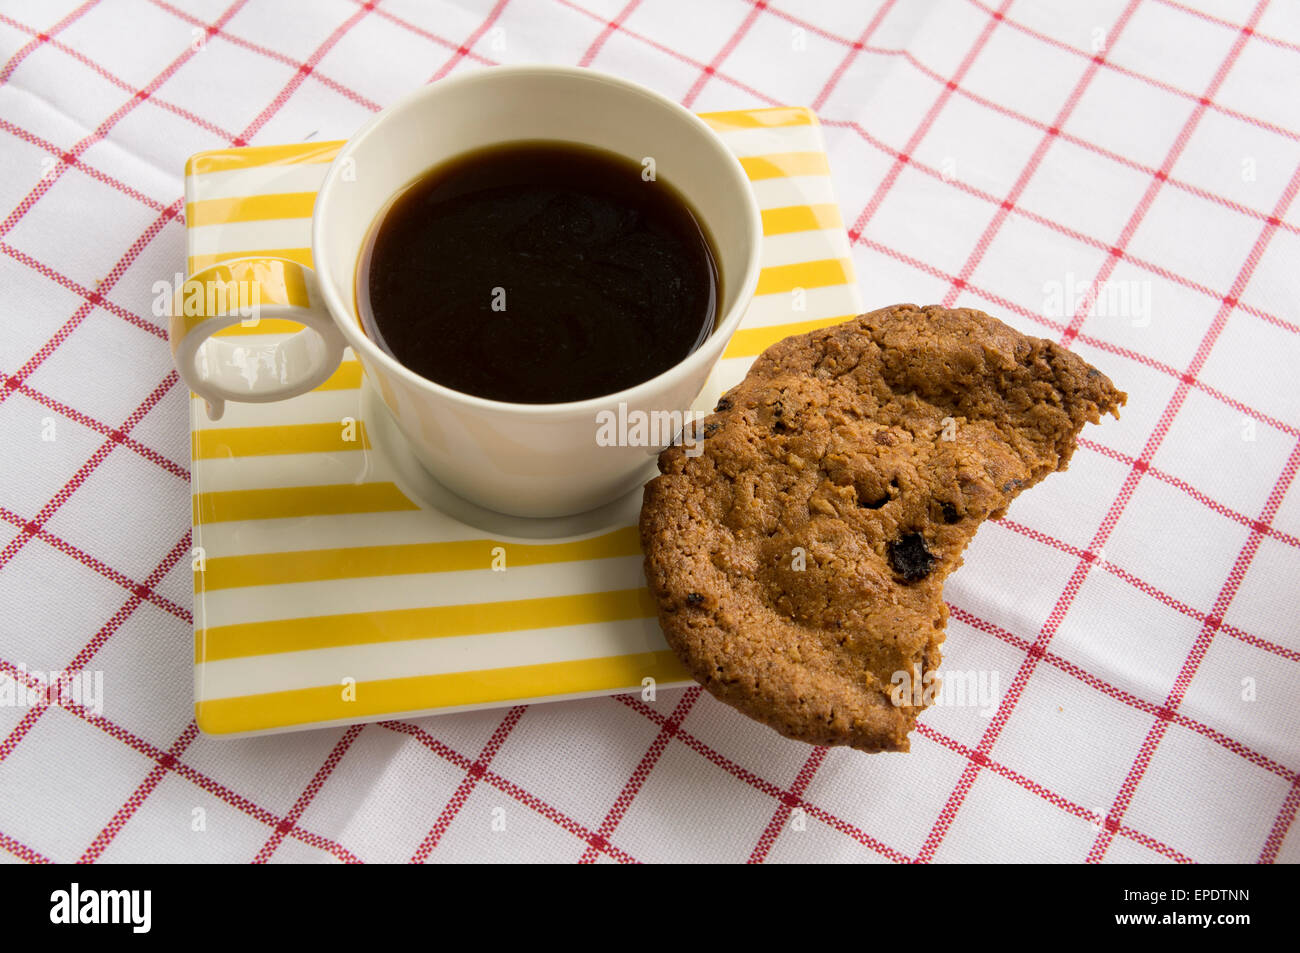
left=0, top=371, right=187, bottom=481
left=946, top=603, right=1297, bottom=784
left=995, top=516, right=1298, bottom=666
left=612, top=691, right=913, bottom=862
left=0, top=240, right=172, bottom=342
left=611, top=688, right=1194, bottom=862
left=0, top=201, right=182, bottom=416
left=0, top=117, right=169, bottom=214
left=146, top=0, right=382, bottom=114
left=579, top=0, right=642, bottom=67
left=0, top=504, right=190, bottom=622
left=810, top=1, right=898, bottom=112
left=556, top=0, right=783, bottom=107
left=0, top=657, right=363, bottom=863
left=0, top=10, right=237, bottom=142
left=941, top=0, right=1142, bottom=307
left=0, top=827, right=52, bottom=864
left=909, top=0, right=1263, bottom=863
left=912, top=723, right=1195, bottom=863
left=380, top=719, right=638, bottom=863
left=1154, top=0, right=1300, bottom=56
left=408, top=706, right=526, bottom=862
left=37, top=2, right=393, bottom=867
left=1259, top=776, right=1300, bottom=863
left=563, top=0, right=1300, bottom=339
left=78, top=723, right=199, bottom=863
left=253, top=724, right=365, bottom=864
left=829, top=113, right=1300, bottom=340
left=763, top=0, right=1300, bottom=251
left=0, top=1, right=246, bottom=241
left=966, top=0, right=1300, bottom=145
left=427, top=0, right=513, bottom=84
left=747, top=746, right=826, bottom=863
left=1060, top=7, right=1265, bottom=347
left=577, top=687, right=702, bottom=863
left=358, top=1, right=496, bottom=69
left=0, top=0, right=96, bottom=85
left=681, top=0, right=766, bottom=109
left=560, top=0, right=1300, bottom=345
left=1078, top=437, right=1300, bottom=552
left=234, top=1, right=378, bottom=145
left=912, top=0, right=1277, bottom=863
left=74, top=530, right=191, bottom=677
left=852, top=229, right=1299, bottom=443
left=0, top=370, right=180, bottom=576
left=0, top=16, right=258, bottom=762
left=1088, top=429, right=1300, bottom=862
left=846, top=0, right=1013, bottom=240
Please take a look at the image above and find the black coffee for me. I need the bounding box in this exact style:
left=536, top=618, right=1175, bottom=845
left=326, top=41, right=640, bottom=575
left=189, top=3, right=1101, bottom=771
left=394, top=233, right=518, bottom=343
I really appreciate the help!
left=357, top=140, right=720, bottom=404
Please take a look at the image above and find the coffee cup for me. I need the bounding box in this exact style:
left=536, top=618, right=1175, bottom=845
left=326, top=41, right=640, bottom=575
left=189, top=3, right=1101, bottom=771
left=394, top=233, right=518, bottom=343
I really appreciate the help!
left=169, top=65, right=762, bottom=518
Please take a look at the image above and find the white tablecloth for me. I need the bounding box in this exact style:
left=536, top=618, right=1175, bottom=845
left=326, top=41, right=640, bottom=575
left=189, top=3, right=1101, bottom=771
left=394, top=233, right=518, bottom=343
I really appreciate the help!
left=0, top=0, right=1297, bottom=863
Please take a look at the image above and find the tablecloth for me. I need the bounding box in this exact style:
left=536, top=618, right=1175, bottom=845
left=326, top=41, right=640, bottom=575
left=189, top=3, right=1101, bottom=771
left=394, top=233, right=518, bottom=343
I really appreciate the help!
left=0, top=0, right=1297, bottom=864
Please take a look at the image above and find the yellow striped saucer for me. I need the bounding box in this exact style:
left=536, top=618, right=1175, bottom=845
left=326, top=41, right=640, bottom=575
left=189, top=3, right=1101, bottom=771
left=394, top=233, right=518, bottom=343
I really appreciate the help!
left=184, top=106, right=863, bottom=737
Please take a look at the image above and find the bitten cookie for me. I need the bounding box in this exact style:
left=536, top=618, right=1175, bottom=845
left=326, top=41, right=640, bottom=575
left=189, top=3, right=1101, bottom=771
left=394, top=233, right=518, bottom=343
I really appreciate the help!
left=639, top=304, right=1126, bottom=752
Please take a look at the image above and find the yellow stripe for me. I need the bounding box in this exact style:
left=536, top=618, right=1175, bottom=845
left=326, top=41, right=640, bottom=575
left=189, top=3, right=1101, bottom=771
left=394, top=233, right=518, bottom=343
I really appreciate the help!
left=199, top=526, right=641, bottom=591
left=186, top=191, right=316, bottom=227
left=193, top=482, right=418, bottom=524
left=195, top=650, right=687, bottom=735
left=700, top=106, right=815, bottom=131
left=210, top=317, right=314, bottom=337
left=197, top=587, right=658, bottom=662
left=213, top=319, right=303, bottom=336
left=188, top=360, right=360, bottom=400
left=172, top=257, right=312, bottom=338
left=188, top=247, right=313, bottom=272
left=740, top=151, right=829, bottom=180
left=192, top=421, right=370, bottom=461
left=185, top=140, right=344, bottom=176
left=762, top=203, right=842, bottom=236
left=316, top=359, right=363, bottom=390
left=724, top=314, right=859, bottom=359
left=756, top=258, right=852, bottom=295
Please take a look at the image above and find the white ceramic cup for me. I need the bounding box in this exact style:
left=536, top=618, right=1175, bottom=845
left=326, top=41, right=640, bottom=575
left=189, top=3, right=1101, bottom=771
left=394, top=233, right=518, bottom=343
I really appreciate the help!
left=169, top=66, right=762, bottom=518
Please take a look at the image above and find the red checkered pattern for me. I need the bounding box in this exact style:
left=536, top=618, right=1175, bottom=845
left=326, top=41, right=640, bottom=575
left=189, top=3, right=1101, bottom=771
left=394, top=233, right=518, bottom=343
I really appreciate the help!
left=1, top=0, right=1297, bottom=863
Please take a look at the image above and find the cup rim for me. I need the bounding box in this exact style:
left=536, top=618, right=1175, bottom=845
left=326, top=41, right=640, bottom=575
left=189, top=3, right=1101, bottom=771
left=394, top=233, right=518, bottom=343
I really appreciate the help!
left=311, top=64, right=763, bottom=418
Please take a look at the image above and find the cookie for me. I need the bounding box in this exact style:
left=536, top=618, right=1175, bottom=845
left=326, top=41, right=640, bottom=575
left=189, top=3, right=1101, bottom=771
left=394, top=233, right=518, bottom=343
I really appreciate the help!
left=639, top=304, right=1126, bottom=752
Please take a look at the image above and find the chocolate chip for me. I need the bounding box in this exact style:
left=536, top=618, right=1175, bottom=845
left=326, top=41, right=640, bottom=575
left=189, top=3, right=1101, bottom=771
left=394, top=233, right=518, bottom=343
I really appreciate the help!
left=941, top=502, right=960, bottom=523
left=685, top=592, right=703, bottom=606
left=888, top=533, right=935, bottom=582
left=1001, top=478, right=1025, bottom=493
left=714, top=397, right=732, bottom=412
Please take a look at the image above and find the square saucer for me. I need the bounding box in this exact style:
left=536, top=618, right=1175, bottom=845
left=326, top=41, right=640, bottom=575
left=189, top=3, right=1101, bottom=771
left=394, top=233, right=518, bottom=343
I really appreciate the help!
left=185, top=107, right=863, bottom=737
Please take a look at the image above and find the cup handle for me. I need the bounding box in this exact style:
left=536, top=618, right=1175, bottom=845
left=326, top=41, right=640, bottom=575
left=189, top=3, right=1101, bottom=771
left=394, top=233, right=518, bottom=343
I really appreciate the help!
left=168, top=257, right=346, bottom=421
